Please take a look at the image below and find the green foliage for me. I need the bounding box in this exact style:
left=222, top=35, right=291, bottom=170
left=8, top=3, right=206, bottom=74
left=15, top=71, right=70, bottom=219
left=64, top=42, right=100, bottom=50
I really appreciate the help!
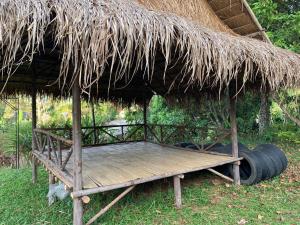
left=236, top=93, right=260, bottom=133
left=249, top=0, right=300, bottom=53
left=125, top=105, right=143, bottom=124
left=149, top=96, right=189, bottom=125
left=0, top=121, right=32, bottom=156
left=263, top=123, right=300, bottom=144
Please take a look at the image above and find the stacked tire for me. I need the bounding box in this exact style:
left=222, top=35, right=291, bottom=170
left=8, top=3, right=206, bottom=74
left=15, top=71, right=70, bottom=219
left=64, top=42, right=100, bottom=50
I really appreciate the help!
left=175, top=142, right=288, bottom=185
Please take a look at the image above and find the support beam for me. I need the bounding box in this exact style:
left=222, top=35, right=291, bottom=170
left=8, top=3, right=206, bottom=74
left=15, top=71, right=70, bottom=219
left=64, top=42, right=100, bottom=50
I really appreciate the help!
left=72, top=78, right=83, bottom=225
left=207, top=168, right=234, bottom=183
left=86, top=186, right=135, bottom=225
left=49, top=173, right=55, bottom=184
left=173, top=174, right=184, bottom=208
left=32, top=72, right=37, bottom=183
left=229, top=96, right=241, bottom=185
left=143, top=98, right=148, bottom=141
left=91, top=101, right=97, bottom=145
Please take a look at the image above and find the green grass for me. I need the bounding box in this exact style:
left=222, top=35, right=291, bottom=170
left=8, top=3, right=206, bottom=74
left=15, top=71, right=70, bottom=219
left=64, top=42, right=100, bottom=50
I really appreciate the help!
left=0, top=142, right=299, bottom=225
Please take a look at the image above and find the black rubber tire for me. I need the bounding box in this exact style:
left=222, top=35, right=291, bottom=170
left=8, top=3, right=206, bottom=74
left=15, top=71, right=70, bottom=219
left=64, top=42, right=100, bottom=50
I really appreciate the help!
left=252, top=150, right=276, bottom=180
left=229, top=150, right=263, bottom=185
left=223, top=143, right=251, bottom=154
left=174, top=142, right=194, bottom=148
left=203, top=145, right=231, bottom=176
left=255, top=144, right=288, bottom=172
left=185, top=144, right=198, bottom=150
left=207, top=144, right=250, bottom=178
left=203, top=143, right=224, bottom=149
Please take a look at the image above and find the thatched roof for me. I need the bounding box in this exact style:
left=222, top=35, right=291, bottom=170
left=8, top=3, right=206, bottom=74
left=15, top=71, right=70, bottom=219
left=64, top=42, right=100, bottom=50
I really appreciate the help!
left=0, top=0, right=300, bottom=102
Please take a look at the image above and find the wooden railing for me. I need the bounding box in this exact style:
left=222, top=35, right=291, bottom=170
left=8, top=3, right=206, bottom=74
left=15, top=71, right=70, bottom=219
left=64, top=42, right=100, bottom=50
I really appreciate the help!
left=81, top=124, right=145, bottom=146
left=146, top=124, right=231, bottom=147
left=40, top=124, right=230, bottom=148
left=33, top=128, right=73, bottom=171
left=41, top=124, right=145, bottom=147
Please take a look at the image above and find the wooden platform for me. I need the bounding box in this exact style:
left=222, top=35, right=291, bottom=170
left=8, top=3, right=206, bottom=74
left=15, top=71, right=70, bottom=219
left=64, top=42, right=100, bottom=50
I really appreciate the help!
left=61, top=141, right=239, bottom=189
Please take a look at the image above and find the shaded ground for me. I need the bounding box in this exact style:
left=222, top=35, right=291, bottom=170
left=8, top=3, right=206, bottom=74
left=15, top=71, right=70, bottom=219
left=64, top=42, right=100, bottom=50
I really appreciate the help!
left=0, top=142, right=299, bottom=225
left=0, top=154, right=14, bottom=167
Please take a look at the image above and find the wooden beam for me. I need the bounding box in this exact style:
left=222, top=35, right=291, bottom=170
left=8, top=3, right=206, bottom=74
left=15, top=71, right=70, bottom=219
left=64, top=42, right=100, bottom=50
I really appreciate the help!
left=240, top=0, right=271, bottom=43
left=32, top=150, right=73, bottom=188
left=245, top=30, right=265, bottom=38
left=86, top=186, right=135, bottom=225
left=173, top=174, right=183, bottom=208
left=91, top=101, right=97, bottom=145
left=229, top=96, right=241, bottom=185
left=32, top=68, right=38, bottom=184
left=232, top=23, right=252, bottom=31
left=34, top=128, right=73, bottom=145
left=49, top=173, right=55, bottom=185
left=215, top=2, right=240, bottom=14
left=143, top=98, right=148, bottom=141
left=72, top=78, right=83, bottom=225
left=223, top=12, right=245, bottom=22
left=207, top=168, right=234, bottom=183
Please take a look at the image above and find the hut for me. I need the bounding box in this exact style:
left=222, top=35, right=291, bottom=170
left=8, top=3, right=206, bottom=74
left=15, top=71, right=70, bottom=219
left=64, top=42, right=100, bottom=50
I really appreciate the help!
left=1, top=0, right=300, bottom=224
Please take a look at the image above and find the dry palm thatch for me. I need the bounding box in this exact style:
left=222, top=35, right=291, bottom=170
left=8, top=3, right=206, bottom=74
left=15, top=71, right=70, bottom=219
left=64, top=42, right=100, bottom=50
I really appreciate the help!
left=0, top=0, right=300, bottom=99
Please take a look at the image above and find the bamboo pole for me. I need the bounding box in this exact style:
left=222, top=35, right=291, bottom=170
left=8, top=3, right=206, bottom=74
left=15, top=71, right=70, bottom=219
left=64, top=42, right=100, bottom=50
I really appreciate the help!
left=32, top=72, right=37, bottom=183
left=91, top=101, right=97, bottom=145
left=229, top=96, right=241, bottom=185
left=86, top=186, right=135, bottom=225
left=72, top=78, right=83, bottom=225
left=143, top=98, right=148, bottom=141
left=173, top=174, right=183, bottom=208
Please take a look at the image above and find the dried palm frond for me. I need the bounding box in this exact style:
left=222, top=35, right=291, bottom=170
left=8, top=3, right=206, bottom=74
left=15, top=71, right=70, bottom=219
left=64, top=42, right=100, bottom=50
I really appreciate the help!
left=0, top=0, right=299, bottom=98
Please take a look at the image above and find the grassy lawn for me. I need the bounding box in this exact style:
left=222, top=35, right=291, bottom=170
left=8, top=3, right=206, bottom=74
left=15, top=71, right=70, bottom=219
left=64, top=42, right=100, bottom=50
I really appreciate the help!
left=0, top=142, right=299, bottom=225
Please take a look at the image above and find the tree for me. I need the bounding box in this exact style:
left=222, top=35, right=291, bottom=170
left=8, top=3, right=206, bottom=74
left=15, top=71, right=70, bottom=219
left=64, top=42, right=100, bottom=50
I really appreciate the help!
left=249, top=0, right=300, bottom=53
left=249, top=0, right=300, bottom=133
left=259, top=90, right=271, bottom=134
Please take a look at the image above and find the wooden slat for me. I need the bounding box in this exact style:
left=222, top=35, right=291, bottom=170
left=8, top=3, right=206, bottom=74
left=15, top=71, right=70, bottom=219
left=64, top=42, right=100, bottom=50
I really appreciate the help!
left=37, top=141, right=241, bottom=198
left=70, top=142, right=241, bottom=197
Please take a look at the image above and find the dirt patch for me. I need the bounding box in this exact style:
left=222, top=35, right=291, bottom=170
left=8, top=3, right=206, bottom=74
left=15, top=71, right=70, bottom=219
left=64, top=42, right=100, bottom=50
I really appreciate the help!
left=0, top=154, right=15, bottom=167
left=281, top=163, right=300, bottom=183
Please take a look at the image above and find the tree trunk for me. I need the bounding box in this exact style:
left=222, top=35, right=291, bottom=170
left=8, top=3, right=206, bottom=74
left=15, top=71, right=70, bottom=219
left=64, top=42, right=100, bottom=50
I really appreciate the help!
left=273, top=95, right=300, bottom=127
left=259, top=91, right=270, bottom=134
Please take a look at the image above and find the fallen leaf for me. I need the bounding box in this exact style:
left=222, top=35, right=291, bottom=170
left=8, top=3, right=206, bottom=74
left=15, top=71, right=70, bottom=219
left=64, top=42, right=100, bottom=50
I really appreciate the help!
left=211, top=178, right=223, bottom=186
left=257, top=214, right=263, bottom=220
left=238, top=219, right=248, bottom=225
left=210, top=196, right=222, bottom=204
left=225, top=183, right=230, bottom=188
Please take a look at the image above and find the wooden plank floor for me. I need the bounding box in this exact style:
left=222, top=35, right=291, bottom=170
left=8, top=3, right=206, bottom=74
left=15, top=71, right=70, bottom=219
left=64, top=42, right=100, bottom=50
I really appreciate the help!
left=65, top=142, right=238, bottom=189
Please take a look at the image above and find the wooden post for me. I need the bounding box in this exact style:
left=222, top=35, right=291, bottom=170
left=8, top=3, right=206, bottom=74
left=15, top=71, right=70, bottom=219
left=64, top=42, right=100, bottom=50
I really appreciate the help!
left=49, top=173, right=55, bottom=184
left=143, top=98, right=147, bottom=141
left=173, top=174, right=183, bottom=208
left=32, top=77, right=37, bottom=183
left=91, top=101, right=97, bottom=145
left=229, top=96, right=241, bottom=185
left=72, top=78, right=83, bottom=225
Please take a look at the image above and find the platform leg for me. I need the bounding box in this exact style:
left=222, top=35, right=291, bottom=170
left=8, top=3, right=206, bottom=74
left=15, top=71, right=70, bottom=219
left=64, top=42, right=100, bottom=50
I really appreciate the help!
left=32, top=158, right=37, bottom=184
left=173, top=174, right=183, bottom=208
left=31, top=79, right=37, bottom=183
left=72, top=77, right=83, bottom=225
left=229, top=95, right=241, bottom=185
left=49, top=173, right=55, bottom=185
